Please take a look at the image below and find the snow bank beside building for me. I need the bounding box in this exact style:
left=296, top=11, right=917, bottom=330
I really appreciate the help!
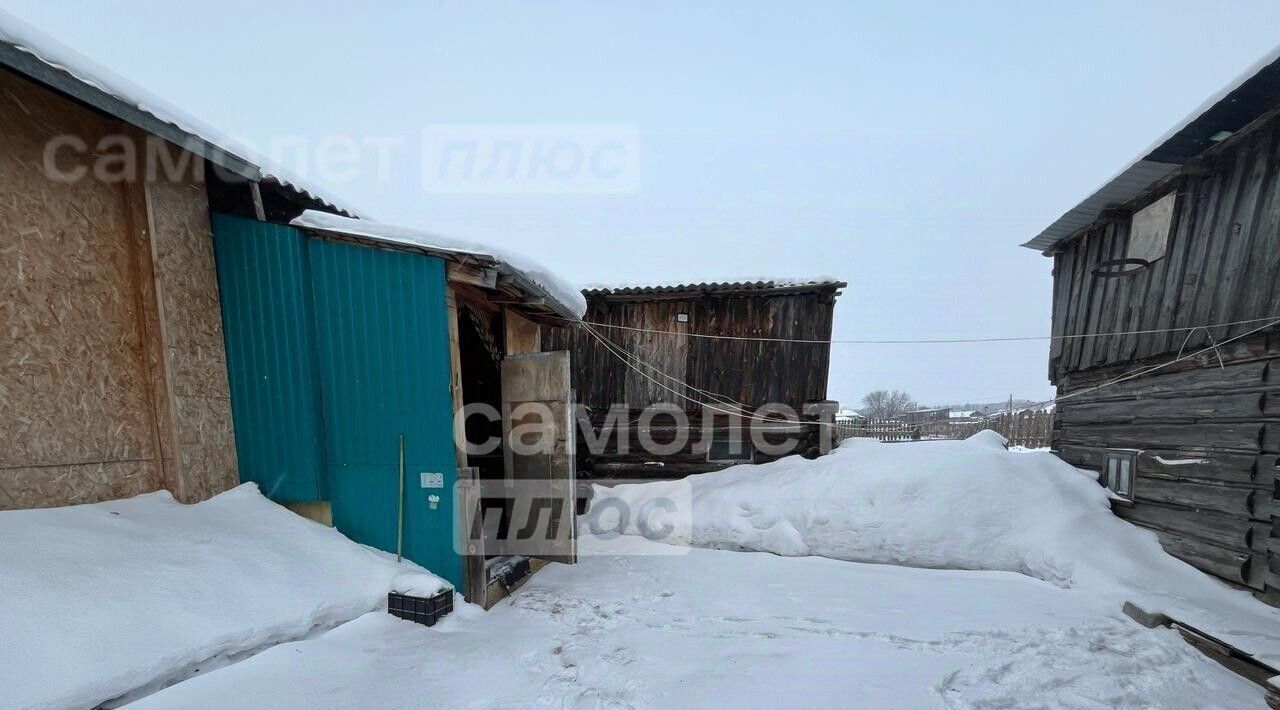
left=0, top=484, right=446, bottom=709
left=602, top=431, right=1280, bottom=664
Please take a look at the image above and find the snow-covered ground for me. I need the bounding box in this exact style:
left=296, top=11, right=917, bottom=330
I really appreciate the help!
left=605, top=431, right=1280, bottom=666
left=133, top=534, right=1263, bottom=709
left=7, top=434, right=1278, bottom=708
left=0, top=484, right=445, bottom=709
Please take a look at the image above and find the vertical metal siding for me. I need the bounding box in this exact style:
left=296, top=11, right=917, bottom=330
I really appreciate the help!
left=308, top=239, right=462, bottom=588
left=211, top=214, right=326, bottom=502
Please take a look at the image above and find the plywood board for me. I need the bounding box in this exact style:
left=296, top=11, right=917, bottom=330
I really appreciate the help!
left=0, top=70, right=158, bottom=492
left=144, top=171, right=238, bottom=502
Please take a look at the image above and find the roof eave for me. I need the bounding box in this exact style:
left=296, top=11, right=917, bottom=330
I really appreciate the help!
left=0, top=38, right=357, bottom=218
left=295, top=223, right=582, bottom=323
left=0, top=39, right=258, bottom=181
left=1023, top=46, right=1280, bottom=255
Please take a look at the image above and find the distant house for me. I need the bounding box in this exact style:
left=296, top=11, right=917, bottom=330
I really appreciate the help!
left=1024, top=47, right=1280, bottom=601
left=543, top=278, right=845, bottom=478
left=899, top=408, right=951, bottom=425
left=0, top=13, right=583, bottom=604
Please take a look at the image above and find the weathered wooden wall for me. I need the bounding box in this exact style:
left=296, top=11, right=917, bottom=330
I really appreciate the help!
left=1054, top=346, right=1280, bottom=595
left=544, top=289, right=839, bottom=412
left=544, top=288, right=837, bottom=478
left=0, top=68, right=237, bottom=509
left=1048, top=110, right=1280, bottom=600
left=580, top=408, right=824, bottom=480
left=1048, top=112, right=1280, bottom=382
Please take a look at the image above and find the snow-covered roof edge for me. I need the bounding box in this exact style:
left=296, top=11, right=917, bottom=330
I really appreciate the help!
left=582, top=278, right=846, bottom=297
left=0, top=8, right=361, bottom=218
left=290, top=210, right=587, bottom=320
left=1023, top=43, right=1280, bottom=253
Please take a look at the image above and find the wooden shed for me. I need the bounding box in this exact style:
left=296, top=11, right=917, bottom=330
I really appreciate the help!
left=544, top=279, right=845, bottom=479
left=1026, top=47, right=1280, bottom=602
left=0, top=15, right=584, bottom=605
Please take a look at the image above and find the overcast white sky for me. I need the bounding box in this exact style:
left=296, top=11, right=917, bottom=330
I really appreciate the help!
left=7, top=1, right=1280, bottom=407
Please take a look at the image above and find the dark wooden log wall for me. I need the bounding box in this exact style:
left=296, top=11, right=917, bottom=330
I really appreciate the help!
left=544, top=289, right=839, bottom=413
left=1052, top=326, right=1280, bottom=596
left=1049, top=110, right=1280, bottom=602
left=576, top=408, right=824, bottom=481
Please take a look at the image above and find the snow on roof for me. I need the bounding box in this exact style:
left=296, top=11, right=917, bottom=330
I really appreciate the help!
left=0, top=8, right=360, bottom=217
left=291, top=210, right=587, bottom=319
left=582, top=277, right=846, bottom=297
left=1024, top=43, right=1280, bottom=252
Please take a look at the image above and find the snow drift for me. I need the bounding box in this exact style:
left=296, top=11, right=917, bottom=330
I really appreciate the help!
left=601, top=431, right=1280, bottom=664
left=0, top=484, right=446, bottom=710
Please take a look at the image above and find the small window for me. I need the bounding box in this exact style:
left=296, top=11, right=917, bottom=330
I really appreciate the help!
left=706, top=438, right=753, bottom=463
left=1104, top=450, right=1137, bottom=502
left=1128, top=193, right=1177, bottom=264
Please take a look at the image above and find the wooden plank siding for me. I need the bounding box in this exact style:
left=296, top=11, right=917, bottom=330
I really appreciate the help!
left=1048, top=111, right=1280, bottom=600
left=543, top=286, right=840, bottom=479
left=1049, top=118, right=1280, bottom=381
left=545, top=289, right=839, bottom=413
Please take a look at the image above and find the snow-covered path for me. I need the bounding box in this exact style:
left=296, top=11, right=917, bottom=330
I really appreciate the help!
left=134, top=535, right=1263, bottom=709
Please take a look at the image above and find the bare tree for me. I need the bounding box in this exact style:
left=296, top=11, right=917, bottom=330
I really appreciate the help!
left=861, top=390, right=916, bottom=420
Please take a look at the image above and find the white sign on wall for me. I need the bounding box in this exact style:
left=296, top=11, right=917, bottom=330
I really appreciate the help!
left=1128, top=192, right=1177, bottom=264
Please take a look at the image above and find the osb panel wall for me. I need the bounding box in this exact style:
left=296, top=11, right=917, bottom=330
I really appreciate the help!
left=146, top=174, right=239, bottom=502
left=0, top=69, right=161, bottom=507
left=0, top=69, right=238, bottom=509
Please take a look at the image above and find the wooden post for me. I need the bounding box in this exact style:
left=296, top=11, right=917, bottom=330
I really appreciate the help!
left=446, top=289, right=486, bottom=604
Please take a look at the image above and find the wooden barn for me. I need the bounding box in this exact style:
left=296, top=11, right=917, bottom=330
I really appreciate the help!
left=1026, top=48, right=1280, bottom=601
left=544, top=279, right=845, bottom=479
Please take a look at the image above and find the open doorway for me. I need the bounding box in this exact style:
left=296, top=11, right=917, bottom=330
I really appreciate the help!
left=456, top=303, right=505, bottom=483
left=453, top=301, right=577, bottom=607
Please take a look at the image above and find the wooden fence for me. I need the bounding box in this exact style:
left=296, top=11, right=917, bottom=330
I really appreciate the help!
left=834, top=409, right=1054, bottom=449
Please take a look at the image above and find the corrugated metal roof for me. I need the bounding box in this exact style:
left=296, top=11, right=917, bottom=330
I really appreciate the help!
left=583, top=278, right=847, bottom=297
left=0, top=9, right=360, bottom=217
left=290, top=210, right=587, bottom=320
left=1024, top=45, right=1280, bottom=253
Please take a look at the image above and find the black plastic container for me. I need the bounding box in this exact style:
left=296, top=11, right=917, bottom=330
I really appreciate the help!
left=387, top=588, right=454, bottom=627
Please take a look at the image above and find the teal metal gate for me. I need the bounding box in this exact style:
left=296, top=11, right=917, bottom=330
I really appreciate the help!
left=212, top=213, right=462, bottom=588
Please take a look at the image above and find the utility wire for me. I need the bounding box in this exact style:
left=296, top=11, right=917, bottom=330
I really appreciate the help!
left=586, top=322, right=755, bottom=415
left=554, top=314, right=1280, bottom=346
left=567, top=314, right=1280, bottom=434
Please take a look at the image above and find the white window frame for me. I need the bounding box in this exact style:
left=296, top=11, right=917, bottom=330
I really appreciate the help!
left=1103, top=450, right=1137, bottom=502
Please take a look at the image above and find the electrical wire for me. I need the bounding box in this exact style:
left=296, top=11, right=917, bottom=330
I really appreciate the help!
left=553, top=314, right=1280, bottom=346
left=581, top=321, right=757, bottom=416
left=566, top=313, right=1280, bottom=433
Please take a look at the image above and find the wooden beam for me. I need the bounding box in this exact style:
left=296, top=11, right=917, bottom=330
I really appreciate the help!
left=1123, top=602, right=1280, bottom=687
left=493, top=298, right=546, bottom=307
left=248, top=181, right=266, bottom=221
left=504, top=308, right=542, bottom=356
left=447, top=261, right=498, bottom=289
left=448, top=288, right=486, bottom=606
left=451, top=282, right=501, bottom=314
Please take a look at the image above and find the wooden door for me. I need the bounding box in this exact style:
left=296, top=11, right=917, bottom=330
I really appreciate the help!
left=501, top=351, right=577, bottom=563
